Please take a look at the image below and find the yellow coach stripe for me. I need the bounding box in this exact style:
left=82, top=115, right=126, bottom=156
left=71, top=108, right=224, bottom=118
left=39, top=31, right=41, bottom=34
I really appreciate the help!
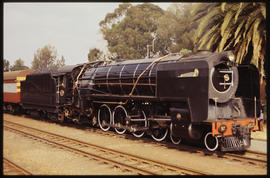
left=16, top=82, right=21, bottom=87
left=16, top=77, right=26, bottom=81
left=17, top=88, right=21, bottom=92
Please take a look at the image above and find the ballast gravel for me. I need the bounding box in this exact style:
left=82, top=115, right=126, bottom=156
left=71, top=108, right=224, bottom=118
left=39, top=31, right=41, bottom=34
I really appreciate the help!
left=3, top=114, right=267, bottom=175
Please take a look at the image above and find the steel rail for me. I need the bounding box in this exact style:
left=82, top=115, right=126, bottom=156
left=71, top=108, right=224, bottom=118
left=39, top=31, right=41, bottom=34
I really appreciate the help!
left=3, top=157, right=32, bottom=175
left=222, top=151, right=267, bottom=164
left=4, top=120, right=208, bottom=175
left=8, top=114, right=266, bottom=166
left=72, top=124, right=268, bottom=165
left=251, top=138, right=267, bottom=142
left=5, top=115, right=265, bottom=172
left=4, top=114, right=266, bottom=167
left=91, top=128, right=267, bottom=165
left=4, top=125, right=152, bottom=175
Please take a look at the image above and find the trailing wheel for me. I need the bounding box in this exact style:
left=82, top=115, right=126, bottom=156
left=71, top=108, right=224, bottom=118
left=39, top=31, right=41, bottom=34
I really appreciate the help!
left=113, top=105, right=127, bottom=134
left=132, top=110, right=147, bottom=138
left=204, top=132, right=219, bottom=151
left=169, top=123, right=182, bottom=144
left=48, top=113, right=58, bottom=122
left=98, top=104, right=111, bottom=132
left=151, top=123, right=168, bottom=142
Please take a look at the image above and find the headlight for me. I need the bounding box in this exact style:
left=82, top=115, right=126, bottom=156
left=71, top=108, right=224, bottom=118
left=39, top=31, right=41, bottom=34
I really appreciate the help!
left=218, top=124, right=227, bottom=133
left=247, top=122, right=255, bottom=129
left=227, top=51, right=235, bottom=63
left=228, top=55, right=235, bottom=63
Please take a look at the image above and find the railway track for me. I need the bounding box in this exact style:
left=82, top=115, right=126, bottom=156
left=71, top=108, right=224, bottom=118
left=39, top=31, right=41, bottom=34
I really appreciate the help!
left=252, top=138, right=267, bottom=142
left=4, top=115, right=267, bottom=169
left=77, top=123, right=268, bottom=166
left=3, top=157, right=32, bottom=175
left=221, top=150, right=267, bottom=166
left=4, top=120, right=208, bottom=175
left=87, top=127, right=267, bottom=166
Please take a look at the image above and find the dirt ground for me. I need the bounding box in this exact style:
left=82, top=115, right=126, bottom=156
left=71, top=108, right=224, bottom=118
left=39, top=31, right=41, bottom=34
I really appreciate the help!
left=3, top=114, right=267, bottom=175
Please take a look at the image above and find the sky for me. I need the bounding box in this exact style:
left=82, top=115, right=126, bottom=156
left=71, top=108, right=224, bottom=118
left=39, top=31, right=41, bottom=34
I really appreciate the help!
left=3, top=2, right=173, bottom=67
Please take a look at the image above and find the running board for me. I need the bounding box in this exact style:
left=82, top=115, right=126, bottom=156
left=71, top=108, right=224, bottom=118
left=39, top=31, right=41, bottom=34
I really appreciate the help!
left=102, top=122, right=149, bottom=133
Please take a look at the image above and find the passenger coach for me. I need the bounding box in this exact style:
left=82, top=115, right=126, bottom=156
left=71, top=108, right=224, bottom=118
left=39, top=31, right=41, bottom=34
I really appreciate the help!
left=3, top=69, right=35, bottom=113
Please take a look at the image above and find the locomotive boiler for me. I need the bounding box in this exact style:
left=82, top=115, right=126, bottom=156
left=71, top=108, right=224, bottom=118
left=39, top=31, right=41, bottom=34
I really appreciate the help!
left=78, top=51, right=261, bottom=151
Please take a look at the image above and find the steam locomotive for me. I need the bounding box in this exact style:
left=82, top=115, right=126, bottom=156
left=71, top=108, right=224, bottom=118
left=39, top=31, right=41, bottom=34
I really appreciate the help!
left=4, top=51, right=261, bottom=152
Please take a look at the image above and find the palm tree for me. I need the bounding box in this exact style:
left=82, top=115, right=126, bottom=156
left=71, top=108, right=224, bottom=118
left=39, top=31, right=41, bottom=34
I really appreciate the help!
left=192, top=2, right=266, bottom=83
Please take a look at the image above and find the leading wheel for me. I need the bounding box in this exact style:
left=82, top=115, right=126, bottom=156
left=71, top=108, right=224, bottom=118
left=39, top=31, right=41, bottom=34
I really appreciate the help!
left=170, top=123, right=182, bottom=144
left=98, top=104, right=111, bottom=132
left=204, top=132, right=219, bottom=151
left=113, top=105, right=127, bottom=134
left=132, top=110, right=147, bottom=138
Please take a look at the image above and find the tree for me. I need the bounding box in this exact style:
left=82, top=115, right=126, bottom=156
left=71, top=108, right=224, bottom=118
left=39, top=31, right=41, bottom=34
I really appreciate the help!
left=192, top=2, right=266, bottom=79
left=156, top=3, right=197, bottom=53
left=10, top=58, right=29, bottom=71
left=88, top=48, right=104, bottom=62
left=56, top=55, right=66, bottom=68
left=99, top=3, right=165, bottom=59
left=3, top=59, right=10, bottom=72
left=32, top=44, right=65, bottom=71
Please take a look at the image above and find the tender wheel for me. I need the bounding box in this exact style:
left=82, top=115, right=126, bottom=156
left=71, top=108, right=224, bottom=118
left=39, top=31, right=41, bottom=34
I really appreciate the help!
left=7, top=104, right=15, bottom=114
left=98, top=104, right=112, bottom=132
left=204, top=132, right=219, bottom=151
left=170, top=123, right=182, bottom=144
left=58, top=112, right=65, bottom=123
left=39, top=110, right=47, bottom=119
left=48, top=113, right=58, bottom=122
left=151, top=124, right=168, bottom=142
left=113, top=105, right=127, bottom=134
left=132, top=111, right=147, bottom=138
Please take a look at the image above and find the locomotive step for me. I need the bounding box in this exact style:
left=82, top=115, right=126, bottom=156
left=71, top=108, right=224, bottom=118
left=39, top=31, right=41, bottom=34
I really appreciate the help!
left=126, top=116, right=171, bottom=122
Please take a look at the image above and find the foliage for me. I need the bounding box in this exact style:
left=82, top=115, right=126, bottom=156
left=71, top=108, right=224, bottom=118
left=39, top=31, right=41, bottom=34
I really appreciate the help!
left=157, top=3, right=197, bottom=53
left=99, top=3, right=165, bottom=59
left=3, top=59, right=10, bottom=72
left=88, top=48, right=104, bottom=62
left=10, top=58, right=29, bottom=71
left=179, top=48, right=192, bottom=55
left=32, top=44, right=65, bottom=71
left=192, top=2, right=266, bottom=78
left=56, top=56, right=66, bottom=68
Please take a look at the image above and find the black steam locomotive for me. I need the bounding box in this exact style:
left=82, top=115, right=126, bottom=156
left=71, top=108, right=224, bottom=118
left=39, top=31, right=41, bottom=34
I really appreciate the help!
left=16, top=51, right=261, bottom=152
